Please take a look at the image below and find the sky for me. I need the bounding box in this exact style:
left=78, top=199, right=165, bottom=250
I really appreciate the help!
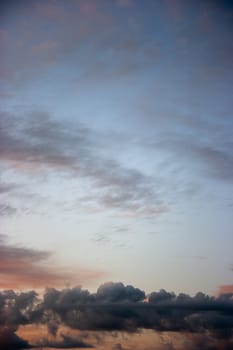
left=0, top=0, right=233, bottom=349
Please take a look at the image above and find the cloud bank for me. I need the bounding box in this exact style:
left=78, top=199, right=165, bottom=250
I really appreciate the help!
left=0, top=282, right=232, bottom=349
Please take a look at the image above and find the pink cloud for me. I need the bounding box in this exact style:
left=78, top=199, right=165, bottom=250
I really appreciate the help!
left=218, top=285, right=233, bottom=295
left=0, top=235, right=104, bottom=290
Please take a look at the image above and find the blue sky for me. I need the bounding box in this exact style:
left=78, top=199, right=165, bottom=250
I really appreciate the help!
left=0, top=0, right=233, bottom=298
left=1, top=1, right=233, bottom=349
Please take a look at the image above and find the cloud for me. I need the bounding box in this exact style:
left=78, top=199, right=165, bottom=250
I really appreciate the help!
left=0, top=282, right=233, bottom=349
left=1, top=0, right=165, bottom=88
left=0, top=292, right=38, bottom=349
left=218, top=285, right=233, bottom=295
left=0, top=203, right=17, bottom=216
left=143, top=124, right=233, bottom=185
left=96, top=282, right=145, bottom=303
left=0, top=234, right=63, bottom=289
left=1, top=0, right=232, bottom=91
left=177, top=332, right=233, bottom=350
left=38, top=333, right=94, bottom=348
left=182, top=142, right=233, bottom=183
left=0, top=110, right=165, bottom=217
left=112, top=343, right=129, bottom=350
left=0, top=180, right=18, bottom=194
left=0, top=327, right=31, bottom=350
left=0, top=234, right=102, bottom=289
left=37, top=285, right=233, bottom=349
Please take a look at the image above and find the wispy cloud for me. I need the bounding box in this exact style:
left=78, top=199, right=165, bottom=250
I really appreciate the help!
left=163, top=138, right=233, bottom=183
left=0, top=203, right=17, bottom=216
left=0, top=180, right=18, bottom=194
left=0, top=110, right=166, bottom=217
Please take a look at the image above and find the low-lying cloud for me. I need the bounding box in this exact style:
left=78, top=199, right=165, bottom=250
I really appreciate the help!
left=38, top=333, right=94, bottom=348
left=0, top=282, right=232, bottom=349
left=0, top=327, right=31, bottom=350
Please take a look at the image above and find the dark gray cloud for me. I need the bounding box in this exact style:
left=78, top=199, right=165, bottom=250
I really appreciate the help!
left=0, top=327, right=31, bottom=350
left=0, top=110, right=165, bottom=217
left=37, top=285, right=233, bottom=349
left=96, top=282, right=145, bottom=303
left=0, top=282, right=232, bottom=349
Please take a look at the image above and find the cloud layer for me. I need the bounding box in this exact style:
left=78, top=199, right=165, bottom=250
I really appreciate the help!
left=0, top=282, right=232, bottom=349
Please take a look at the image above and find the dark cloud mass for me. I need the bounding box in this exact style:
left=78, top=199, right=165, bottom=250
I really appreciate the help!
left=0, top=327, right=30, bottom=350
left=0, top=282, right=232, bottom=349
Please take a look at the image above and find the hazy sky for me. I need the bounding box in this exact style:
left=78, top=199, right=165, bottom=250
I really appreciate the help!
left=0, top=0, right=233, bottom=293
left=1, top=1, right=233, bottom=349
left=1, top=0, right=233, bottom=297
